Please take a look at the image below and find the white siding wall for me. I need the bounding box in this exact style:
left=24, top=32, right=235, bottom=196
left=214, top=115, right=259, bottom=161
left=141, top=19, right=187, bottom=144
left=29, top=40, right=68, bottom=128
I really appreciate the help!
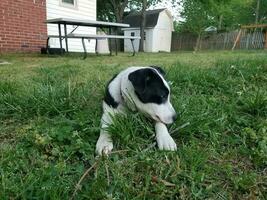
left=124, top=10, right=173, bottom=53
left=144, top=29, right=153, bottom=52
left=124, top=29, right=140, bottom=52
left=46, top=0, right=96, bottom=52
left=152, top=10, right=173, bottom=52
left=124, top=29, right=153, bottom=52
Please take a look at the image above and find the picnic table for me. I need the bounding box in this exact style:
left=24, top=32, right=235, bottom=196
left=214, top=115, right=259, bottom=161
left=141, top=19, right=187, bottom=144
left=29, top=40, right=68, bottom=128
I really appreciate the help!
left=45, top=18, right=140, bottom=58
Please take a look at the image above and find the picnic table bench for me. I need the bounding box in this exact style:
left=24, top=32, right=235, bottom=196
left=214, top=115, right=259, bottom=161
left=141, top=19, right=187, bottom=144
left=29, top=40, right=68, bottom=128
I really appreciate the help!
left=47, top=34, right=140, bottom=59
left=46, top=18, right=141, bottom=59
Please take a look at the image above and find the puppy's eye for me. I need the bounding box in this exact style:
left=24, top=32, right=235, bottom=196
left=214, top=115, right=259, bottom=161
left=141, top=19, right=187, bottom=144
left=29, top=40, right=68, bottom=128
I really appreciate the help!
left=161, top=94, right=167, bottom=99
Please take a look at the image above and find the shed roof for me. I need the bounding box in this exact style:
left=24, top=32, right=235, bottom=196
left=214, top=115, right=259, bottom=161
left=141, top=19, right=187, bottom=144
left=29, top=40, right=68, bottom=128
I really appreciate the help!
left=123, top=8, right=166, bottom=28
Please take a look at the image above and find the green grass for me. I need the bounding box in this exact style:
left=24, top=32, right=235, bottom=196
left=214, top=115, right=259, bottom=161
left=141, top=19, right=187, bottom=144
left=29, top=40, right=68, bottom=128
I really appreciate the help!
left=0, top=51, right=266, bottom=199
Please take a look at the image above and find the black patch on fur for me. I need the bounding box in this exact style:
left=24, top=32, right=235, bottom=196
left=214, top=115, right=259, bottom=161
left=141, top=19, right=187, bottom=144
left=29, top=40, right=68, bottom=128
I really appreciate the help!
left=128, top=68, right=169, bottom=104
left=104, top=74, right=119, bottom=108
left=150, top=66, right=166, bottom=76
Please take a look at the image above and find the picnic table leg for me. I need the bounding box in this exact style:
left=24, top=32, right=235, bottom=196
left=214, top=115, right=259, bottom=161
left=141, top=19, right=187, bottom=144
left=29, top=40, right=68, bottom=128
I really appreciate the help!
left=58, top=23, right=63, bottom=54
left=130, top=39, right=136, bottom=56
left=82, top=37, right=87, bottom=59
left=64, top=23, right=69, bottom=53
left=95, top=39, right=99, bottom=55
left=46, top=37, right=50, bottom=54
left=108, top=27, right=112, bottom=56
left=115, top=28, right=118, bottom=55
left=115, top=38, right=118, bottom=55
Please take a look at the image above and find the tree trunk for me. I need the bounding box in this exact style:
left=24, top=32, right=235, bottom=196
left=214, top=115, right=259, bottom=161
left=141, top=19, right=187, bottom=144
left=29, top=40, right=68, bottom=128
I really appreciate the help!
left=110, top=0, right=128, bottom=23
left=115, top=10, right=122, bottom=23
left=139, top=0, right=147, bottom=52
left=194, top=33, right=201, bottom=52
left=255, top=0, right=260, bottom=24
left=218, top=14, right=223, bottom=30
left=109, top=0, right=128, bottom=52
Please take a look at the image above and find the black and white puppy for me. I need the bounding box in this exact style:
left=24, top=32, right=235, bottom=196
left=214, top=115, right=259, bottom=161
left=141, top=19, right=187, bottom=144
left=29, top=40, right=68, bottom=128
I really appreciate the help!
left=96, top=66, right=177, bottom=155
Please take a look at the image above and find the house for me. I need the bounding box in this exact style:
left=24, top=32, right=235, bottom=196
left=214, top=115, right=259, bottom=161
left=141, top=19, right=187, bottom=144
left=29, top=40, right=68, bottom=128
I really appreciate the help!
left=0, top=0, right=96, bottom=53
left=123, top=8, right=174, bottom=53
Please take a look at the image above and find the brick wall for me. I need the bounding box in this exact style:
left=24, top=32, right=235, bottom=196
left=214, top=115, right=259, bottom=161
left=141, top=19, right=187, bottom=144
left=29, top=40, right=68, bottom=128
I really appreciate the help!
left=0, top=0, right=47, bottom=53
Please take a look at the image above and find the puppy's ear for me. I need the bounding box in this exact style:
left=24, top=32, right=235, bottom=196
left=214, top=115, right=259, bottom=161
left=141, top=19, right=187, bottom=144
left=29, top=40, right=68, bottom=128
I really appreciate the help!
left=129, top=69, right=155, bottom=94
left=150, top=66, right=166, bottom=76
left=129, top=69, right=146, bottom=94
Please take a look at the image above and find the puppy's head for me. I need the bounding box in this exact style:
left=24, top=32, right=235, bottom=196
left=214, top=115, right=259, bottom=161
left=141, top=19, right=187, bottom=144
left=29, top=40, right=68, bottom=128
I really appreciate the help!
left=128, top=67, right=177, bottom=124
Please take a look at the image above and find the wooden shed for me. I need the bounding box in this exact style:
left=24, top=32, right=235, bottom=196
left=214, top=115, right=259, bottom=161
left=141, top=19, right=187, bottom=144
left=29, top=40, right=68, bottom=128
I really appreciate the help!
left=122, top=8, right=174, bottom=52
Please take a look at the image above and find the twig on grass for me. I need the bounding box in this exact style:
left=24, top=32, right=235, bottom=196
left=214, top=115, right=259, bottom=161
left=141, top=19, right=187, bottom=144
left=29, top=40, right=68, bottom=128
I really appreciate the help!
left=143, top=142, right=157, bottom=152
left=170, top=122, right=190, bottom=134
left=71, top=150, right=129, bottom=199
left=70, top=160, right=99, bottom=200
left=108, top=149, right=129, bottom=155
left=105, top=161, right=110, bottom=186
left=151, top=176, right=176, bottom=187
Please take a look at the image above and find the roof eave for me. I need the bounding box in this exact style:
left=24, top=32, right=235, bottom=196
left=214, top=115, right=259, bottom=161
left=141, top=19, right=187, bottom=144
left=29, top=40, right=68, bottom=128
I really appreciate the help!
left=122, top=27, right=155, bottom=30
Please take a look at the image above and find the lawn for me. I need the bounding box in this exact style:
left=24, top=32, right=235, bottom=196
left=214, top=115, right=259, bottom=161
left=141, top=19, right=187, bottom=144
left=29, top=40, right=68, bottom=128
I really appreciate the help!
left=0, top=51, right=266, bottom=199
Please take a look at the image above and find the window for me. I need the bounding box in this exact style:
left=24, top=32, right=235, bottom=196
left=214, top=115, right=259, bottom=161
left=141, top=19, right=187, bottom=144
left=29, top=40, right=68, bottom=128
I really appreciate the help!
left=144, top=31, right=146, bottom=40
left=131, top=32, right=135, bottom=37
left=62, top=0, right=74, bottom=5
left=60, top=0, right=77, bottom=9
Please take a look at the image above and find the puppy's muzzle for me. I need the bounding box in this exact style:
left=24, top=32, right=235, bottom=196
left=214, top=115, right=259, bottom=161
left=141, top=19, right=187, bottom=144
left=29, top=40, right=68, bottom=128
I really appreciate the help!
left=172, top=113, right=178, bottom=122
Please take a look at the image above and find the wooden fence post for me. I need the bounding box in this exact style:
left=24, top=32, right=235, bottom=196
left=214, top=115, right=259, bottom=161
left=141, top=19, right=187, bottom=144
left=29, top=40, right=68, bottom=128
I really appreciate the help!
left=223, top=33, right=227, bottom=49
left=246, top=32, right=250, bottom=49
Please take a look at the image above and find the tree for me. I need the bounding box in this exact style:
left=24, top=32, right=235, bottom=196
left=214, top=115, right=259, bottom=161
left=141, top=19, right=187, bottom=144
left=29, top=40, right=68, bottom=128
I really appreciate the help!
left=207, top=0, right=232, bottom=30
left=97, top=0, right=163, bottom=51
left=97, top=0, right=129, bottom=22
left=97, top=0, right=115, bottom=21
left=255, top=0, right=260, bottom=24
left=255, top=0, right=267, bottom=24
left=213, top=0, right=267, bottom=28
left=179, top=0, right=212, bottom=50
left=176, top=0, right=266, bottom=34
left=139, top=0, right=147, bottom=52
left=130, top=0, right=162, bottom=51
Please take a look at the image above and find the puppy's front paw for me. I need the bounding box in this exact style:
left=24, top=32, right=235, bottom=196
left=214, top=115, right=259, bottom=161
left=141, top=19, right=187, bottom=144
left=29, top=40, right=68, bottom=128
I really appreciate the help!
left=96, top=138, right=113, bottom=155
left=156, top=134, right=177, bottom=151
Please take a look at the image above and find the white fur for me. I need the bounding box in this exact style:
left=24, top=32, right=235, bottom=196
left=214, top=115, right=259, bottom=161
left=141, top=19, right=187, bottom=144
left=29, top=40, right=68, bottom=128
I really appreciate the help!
left=155, top=122, right=177, bottom=151
left=95, top=102, right=125, bottom=155
left=96, top=67, right=177, bottom=155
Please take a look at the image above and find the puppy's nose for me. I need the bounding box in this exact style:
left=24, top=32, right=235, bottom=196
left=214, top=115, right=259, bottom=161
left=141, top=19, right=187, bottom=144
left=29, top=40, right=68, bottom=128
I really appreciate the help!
left=172, top=113, right=178, bottom=122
